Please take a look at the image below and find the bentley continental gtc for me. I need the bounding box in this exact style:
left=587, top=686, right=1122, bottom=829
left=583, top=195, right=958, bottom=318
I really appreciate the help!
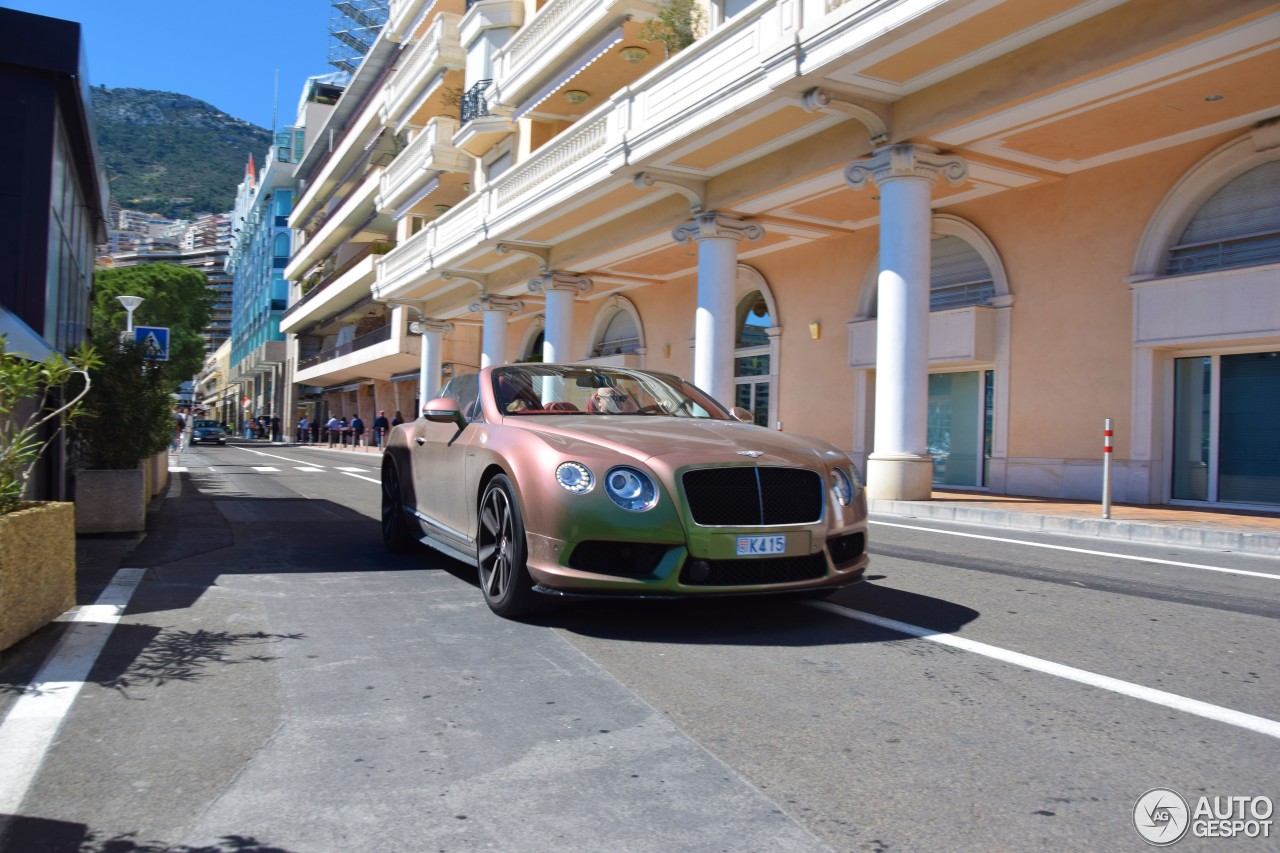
left=380, top=364, right=869, bottom=617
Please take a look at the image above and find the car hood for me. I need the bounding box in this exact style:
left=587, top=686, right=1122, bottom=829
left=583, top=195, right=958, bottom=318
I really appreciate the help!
left=514, top=417, right=845, bottom=468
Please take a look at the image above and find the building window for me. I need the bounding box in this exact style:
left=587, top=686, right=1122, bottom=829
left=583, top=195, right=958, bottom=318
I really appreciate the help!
left=931, top=235, right=995, bottom=311
left=1165, top=160, right=1280, bottom=276
left=734, top=292, right=771, bottom=427
left=594, top=309, right=639, bottom=356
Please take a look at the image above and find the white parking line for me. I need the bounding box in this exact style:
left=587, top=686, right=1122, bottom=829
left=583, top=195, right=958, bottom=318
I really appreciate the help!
left=335, top=466, right=371, bottom=473
left=341, top=472, right=381, bottom=485
left=809, top=600, right=1280, bottom=740
left=250, top=466, right=280, bottom=473
left=294, top=467, right=324, bottom=472
left=233, top=447, right=326, bottom=467
left=0, top=569, right=145, bottom=815
left=870, top=519, right=1280, bottom=580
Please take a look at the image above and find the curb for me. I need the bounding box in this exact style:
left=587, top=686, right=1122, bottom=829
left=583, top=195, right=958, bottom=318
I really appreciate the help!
left=868, top=499, right=1280, bottom=557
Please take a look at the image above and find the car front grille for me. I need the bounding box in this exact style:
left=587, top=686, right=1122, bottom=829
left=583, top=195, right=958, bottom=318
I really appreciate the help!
left=681, top=467, right=823, bottom=526
left=678, top=552, right=829, bottom=586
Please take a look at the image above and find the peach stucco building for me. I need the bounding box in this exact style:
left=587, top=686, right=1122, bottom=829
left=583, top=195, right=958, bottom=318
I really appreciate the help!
left=282, top=0, right=1280, bottom=509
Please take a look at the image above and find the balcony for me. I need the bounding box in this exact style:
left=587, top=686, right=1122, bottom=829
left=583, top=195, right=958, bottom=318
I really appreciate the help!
left=280, top=247, right=384, bottom=334
left=381, top=12, right=465, bottom=131
left=492, top=0, right=659, bottom=114
left=377, top=116, right=471, bottom=216
left=294, top=322, right=422, bottom=385
left=284, top=167, right=389, bottom=281
left=454, top=79, right=514, bottom=156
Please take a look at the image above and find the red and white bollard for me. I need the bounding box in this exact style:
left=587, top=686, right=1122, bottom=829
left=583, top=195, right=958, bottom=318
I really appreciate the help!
left=1102, top=418, right=1113, bottom=519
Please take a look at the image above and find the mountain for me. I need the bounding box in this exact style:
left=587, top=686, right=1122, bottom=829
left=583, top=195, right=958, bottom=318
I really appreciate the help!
left=91, top=87, right=272, bottom=219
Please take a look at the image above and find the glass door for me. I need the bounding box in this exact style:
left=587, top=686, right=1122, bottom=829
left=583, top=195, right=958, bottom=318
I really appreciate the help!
left=927, top=370, right=993, bottom=487
left=1175, top=352, right=1280, bottom=506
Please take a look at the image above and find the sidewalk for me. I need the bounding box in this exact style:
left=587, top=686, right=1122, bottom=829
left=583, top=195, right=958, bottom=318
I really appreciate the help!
left=871, top=490, right=1280, bottom=556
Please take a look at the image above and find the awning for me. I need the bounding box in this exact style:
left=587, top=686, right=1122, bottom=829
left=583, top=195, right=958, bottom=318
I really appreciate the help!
left=392, top=174, right=440, bottom=221
left=513, top=24, right=624, bottom=120
left=390, top=371, right=420, bottom=383
left=0, top=305, right=57, bottom=361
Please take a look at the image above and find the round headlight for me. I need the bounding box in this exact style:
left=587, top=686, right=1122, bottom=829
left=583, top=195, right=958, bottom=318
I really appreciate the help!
left=604, top=466, right=658, bottom=511
left=831, top=468, right=854, bottom=506
left=555, top=461, right=594, bottom=494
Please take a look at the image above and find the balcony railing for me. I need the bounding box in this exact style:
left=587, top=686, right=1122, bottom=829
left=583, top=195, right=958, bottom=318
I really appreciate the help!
left=298, top=324, right=394, bottom=370
left=460, top=79, right=492, bottom=123
left=283, top=243, right=388, bottom=323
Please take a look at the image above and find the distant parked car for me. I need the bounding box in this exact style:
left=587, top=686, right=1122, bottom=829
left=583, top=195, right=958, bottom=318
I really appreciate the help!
left=380, top=364, right=869, bottom=618
left=190, top=419, right=227, bottom=445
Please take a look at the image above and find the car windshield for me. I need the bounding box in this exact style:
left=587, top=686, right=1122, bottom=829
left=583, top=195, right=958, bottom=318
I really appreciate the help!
left=490, top=365, right=728, bottom=418
left=193, top=420, right=222, bottom=429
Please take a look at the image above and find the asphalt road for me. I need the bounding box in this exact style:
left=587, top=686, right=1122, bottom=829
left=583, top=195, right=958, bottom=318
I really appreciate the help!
left=1, top=441, right=1276, bottom=852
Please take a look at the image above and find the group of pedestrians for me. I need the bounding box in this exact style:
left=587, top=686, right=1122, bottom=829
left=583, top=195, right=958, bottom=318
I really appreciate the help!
left=313, top=410, right=403, bottom=448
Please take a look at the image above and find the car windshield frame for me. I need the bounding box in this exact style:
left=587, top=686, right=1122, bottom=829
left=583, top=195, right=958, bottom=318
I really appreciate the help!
left=490, top=365, right=730, bottom=419
left=193, top=420, right=223, bottom=429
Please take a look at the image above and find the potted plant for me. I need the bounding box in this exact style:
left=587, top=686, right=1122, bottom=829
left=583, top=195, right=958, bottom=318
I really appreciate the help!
left=72, top=333, right=175, bottom=534
left=0, top=335, right=96, bottom=652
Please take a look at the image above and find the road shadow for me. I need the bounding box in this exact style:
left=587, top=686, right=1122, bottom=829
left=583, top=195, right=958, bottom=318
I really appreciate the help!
left=0, top=815, right=297, bottom=853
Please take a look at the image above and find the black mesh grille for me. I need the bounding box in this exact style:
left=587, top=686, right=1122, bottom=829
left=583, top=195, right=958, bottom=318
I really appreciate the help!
left=567, top=541, right=669, bottom=577
left=827, top=532, right=865, bottom=567
left=681, top=467, right=823, bottom=526
left=679, top=552, right=829, bottom=586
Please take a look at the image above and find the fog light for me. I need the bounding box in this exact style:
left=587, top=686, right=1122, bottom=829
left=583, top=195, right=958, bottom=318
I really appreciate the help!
left=686, top=559, right=711, bottom=583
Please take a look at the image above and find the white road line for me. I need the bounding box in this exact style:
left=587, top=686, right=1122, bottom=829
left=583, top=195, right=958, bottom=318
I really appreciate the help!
left=294, top=466, right=324, bottom=472
left=233, top=446, right=326, bottom=467
left=341, top=471, right=380, bottom=485
left=168, top=466, right=188, bottom=472
left=251, top=466, right=280, bottom=473
left=335, top=466, right=371, bottom=473
left=809, top=600, right=1280, bottom=740
left=0, top=569, right=145, bottom=814
left=870, top=519, right=1280, bottom=580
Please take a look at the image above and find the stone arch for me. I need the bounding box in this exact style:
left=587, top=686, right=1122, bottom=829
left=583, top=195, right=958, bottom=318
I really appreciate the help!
left=586, top=295, right=645, bottom=363
left=855, top=214, right=1011, bottom=319
left=1132, top=126, right=1280, bottom=279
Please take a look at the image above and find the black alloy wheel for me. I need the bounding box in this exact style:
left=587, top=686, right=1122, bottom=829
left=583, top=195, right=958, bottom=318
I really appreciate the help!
left=477, top=475, right=541, bottom=618
left=381, top=462, right=416, bottom=554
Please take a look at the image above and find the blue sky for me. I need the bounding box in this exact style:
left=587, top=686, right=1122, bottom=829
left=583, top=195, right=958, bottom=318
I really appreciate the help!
left=6, top=1, right=335, bottom=129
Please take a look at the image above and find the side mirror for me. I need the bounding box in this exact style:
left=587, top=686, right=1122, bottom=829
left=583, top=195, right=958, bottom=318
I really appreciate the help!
left=728, top=406, right=755, bottom=423
left=423, top=397, right=467, bottom=430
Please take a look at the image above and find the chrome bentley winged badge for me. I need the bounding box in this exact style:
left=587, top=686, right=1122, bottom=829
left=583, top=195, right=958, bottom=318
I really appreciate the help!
left=736, top=450, right=764, bottom=458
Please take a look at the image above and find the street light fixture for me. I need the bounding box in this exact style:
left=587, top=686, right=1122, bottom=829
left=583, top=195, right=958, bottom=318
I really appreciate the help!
left=117, top=295, right=144, bottom=336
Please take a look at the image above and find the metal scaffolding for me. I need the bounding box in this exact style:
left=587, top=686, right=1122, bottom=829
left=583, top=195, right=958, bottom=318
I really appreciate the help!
left=327, top=0, right=389, bottom=76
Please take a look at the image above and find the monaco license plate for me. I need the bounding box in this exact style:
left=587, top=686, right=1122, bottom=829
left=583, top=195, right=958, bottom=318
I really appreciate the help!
left=736, top=535, right=786, bottom=556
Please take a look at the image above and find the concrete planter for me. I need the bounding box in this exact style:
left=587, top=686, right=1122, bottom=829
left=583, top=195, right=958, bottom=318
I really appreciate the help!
left=75, top=467, right=146, bottom=534
left=0, top=501, right=75, bottom=652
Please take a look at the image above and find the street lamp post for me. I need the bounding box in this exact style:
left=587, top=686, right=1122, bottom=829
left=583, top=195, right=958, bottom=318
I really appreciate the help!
left=117, top=295, right=144, bottom=337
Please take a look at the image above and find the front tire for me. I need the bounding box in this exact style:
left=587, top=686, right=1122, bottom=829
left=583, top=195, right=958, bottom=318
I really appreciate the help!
left=381, top=462, right=416, bottom=554
left=477, top=475, right=541, bottom=618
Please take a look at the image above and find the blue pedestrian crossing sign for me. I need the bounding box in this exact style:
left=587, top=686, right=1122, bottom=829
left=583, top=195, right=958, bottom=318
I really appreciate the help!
left=133, top=326, right=170, bottom=361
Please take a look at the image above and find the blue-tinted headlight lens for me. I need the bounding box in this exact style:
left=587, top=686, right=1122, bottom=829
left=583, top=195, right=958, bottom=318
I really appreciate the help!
left=604, top=466, right=658, bottom=511
left=555, top=461, right=594, bottom=494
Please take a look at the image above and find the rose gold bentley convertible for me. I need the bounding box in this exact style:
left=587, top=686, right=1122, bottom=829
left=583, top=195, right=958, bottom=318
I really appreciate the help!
left=380, top=364, right=869, bottom=618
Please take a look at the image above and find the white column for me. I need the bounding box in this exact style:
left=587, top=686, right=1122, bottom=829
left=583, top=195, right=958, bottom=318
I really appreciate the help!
left=672, top=213, right=763, bottom=405
left=846, top=145, right=967, bottom=500
left=469, top=296, right=523, bottom=368
left=528, top=273, right=592, bottom=363
left=412, top=319, right=453, bottom=407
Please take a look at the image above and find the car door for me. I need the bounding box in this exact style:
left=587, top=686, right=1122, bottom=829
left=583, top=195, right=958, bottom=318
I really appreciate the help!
left=410, top=373, right=480, bottom=548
